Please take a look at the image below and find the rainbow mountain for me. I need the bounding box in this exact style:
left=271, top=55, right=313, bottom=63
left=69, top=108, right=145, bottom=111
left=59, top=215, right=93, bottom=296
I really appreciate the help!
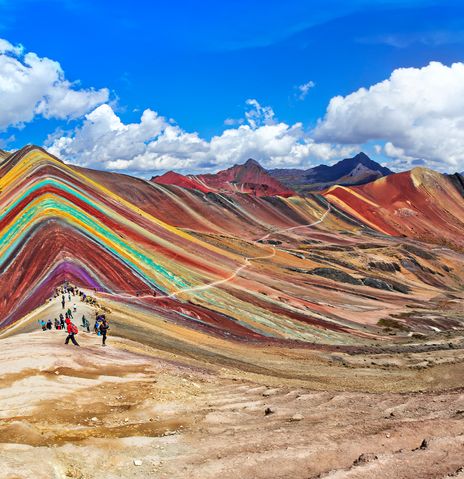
left=1, top=146, right=464, bottom=347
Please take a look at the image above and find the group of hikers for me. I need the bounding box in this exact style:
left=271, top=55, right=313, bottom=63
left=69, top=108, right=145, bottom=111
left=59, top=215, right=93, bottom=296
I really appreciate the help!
left=39, top=283, right=110, bottom=347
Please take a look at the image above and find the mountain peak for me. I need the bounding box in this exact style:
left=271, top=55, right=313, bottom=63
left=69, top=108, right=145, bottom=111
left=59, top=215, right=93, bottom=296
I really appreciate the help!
left=243, top=158, right=262, bottom=168
left=352, top=152, right=371, bottom=162
left=268, top=152, right=392, bottom=193
left=152, top=158, right=294, bottom=197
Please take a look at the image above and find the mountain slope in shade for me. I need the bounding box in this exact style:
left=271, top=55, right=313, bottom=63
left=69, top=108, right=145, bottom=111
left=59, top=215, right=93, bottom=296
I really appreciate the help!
left=324, top=168, right=464, bottom=249
left=152, top=158, right=295, bottom=197
left=269, top=152, right=393, bottom=193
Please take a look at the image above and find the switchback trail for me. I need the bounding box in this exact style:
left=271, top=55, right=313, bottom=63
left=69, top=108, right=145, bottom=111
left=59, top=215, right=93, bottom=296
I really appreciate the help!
left=104, top=201, right=332, bottom=300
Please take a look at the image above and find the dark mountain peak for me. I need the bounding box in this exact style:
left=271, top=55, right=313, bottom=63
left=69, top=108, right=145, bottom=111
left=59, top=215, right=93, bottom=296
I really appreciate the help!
left=268, top=152, right=393, bottom=193
left=225, top=158, right=264, bottom=173
left=333, top=152, right=392, bottom=176
left=353, top=152, right=371, bottom=162
left=243, top=158, right=262, bottom=168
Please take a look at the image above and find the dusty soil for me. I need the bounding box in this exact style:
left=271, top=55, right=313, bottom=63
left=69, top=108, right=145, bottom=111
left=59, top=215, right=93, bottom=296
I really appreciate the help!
left=1, top=295, right=463, bottom=479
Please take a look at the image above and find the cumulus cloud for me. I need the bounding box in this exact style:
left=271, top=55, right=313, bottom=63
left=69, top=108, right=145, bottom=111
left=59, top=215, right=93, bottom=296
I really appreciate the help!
left=47, top=99, right=355, bottom=173
left=0, top=38, right=22, bottom=55
left=296, top=80, right=315, bottom=100
left=0, top=38, right=109, bottom=131
left=314, top=61, right=464, bottom=170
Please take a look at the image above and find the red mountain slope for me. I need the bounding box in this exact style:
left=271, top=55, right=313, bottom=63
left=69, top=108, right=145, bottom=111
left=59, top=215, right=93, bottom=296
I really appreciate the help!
left=152, top=159, right=295, bottom=197
left=153, top=170, right=211, bottom=193
left=324, top=168, right=464, bottom=248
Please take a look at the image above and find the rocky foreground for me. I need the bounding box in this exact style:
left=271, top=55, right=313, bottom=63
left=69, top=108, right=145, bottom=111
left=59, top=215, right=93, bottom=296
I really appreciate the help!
left=1, top=325, right=463, bottom=479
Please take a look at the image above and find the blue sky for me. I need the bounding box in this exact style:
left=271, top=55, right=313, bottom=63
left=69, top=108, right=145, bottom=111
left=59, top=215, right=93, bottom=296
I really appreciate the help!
left=1, top=0, right=464, bottom=174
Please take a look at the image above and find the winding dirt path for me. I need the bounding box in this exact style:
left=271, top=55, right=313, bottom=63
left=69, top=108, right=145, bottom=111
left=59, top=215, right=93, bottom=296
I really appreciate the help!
left=107, top=201, right=332, bottom=300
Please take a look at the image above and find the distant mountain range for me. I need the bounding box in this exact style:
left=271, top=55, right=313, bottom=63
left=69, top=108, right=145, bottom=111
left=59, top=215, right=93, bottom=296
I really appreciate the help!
left=153, top=152, right=392, bottom=196
left=152, top=158, right=295, bottom=197
left=268, top=152, right=393, bottom=193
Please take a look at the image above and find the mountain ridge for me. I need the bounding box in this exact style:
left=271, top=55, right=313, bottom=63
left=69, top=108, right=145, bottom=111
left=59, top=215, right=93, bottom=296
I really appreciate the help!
left=152, top=158, right=295, bottom=197
left=269, top=152, right=393, bottom=193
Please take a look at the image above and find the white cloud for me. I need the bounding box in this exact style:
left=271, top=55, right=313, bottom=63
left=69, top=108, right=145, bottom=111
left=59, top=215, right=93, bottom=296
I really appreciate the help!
left=46, top=104, right=211, bottom=171
left=0, top=38, right=22, bottom=55
left=297, top=80, right=315, bottom=100
left=314, top=61, right=464, bottom=171
left=223, top=118, right=244, bottom=126
left=47, top=99, right=355, bottom=173
left=0, top=38, right=109, bottom=131
left=244, top=99, right=276, bottom=129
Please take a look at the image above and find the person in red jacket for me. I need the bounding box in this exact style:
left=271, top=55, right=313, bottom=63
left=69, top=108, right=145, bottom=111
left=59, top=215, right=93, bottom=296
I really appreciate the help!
left=65, top=318, right=80, bottom=346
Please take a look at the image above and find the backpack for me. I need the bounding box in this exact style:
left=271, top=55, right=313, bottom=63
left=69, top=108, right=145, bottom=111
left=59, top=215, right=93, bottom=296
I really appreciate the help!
left=71, top=323, right=79, bottom=334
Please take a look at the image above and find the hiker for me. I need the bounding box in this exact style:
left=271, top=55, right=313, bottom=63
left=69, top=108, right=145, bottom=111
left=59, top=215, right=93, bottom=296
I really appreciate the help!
left=67, top=308, right=72, bottom=319
left=81, top=315, right=86, bottom=327
left=46, top=319, right=52, bottom=330
left=60, top=315, right=65, bottom=329
left=54, top=318, right=59, bottom=330
left=61, top=297, right=65, bottom=309
left=73, top=303, right=77, bottom=313
left=84, top=317, right=90, bottom=333
left=99, top=318, right=109, bottom=346
left=39, top=320, right=46, bottom=331
left=94, top=318, right=100, bottom=335
left=64, top=318, right=80, bottom=346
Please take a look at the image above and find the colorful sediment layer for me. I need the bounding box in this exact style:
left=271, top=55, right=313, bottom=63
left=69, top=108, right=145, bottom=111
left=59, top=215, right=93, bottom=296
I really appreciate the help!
left=1, top=146, right=464, bottom=345
left=324, top=168, right=464, bottom=249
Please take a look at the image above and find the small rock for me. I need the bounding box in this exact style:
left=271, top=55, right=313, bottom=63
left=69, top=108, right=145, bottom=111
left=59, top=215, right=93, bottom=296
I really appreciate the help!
left=262, top=390, right=276, bottom=397
left=353, top=453, right=378, bottom=466
left=90, top=417, right=98, bottom=422
left=264, top=407, right=274, bottom=416
left=420, top=439, right=429, bottom=450
left=133, top=459, right=143, bottom=466
left=124, top=417, right=129, bottom=422
left=290, top=414, right=304, bottom=422
left=386, top=433, right=391, bottom=438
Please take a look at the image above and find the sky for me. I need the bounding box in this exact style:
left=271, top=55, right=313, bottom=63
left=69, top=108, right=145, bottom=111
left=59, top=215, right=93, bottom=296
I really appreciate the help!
left=1, top=0, right=464, bottom=176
